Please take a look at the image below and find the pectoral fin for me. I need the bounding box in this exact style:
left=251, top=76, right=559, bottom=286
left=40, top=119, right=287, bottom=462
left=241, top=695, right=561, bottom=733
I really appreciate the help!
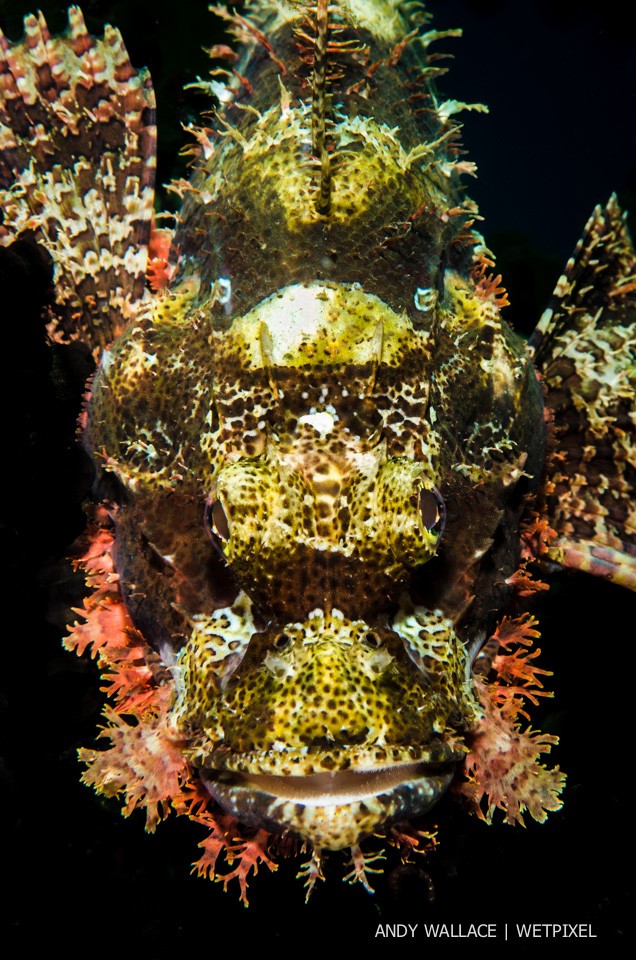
left=529, top=195, right=636, bottom=589
left=0, top=7, right=156, bottom=351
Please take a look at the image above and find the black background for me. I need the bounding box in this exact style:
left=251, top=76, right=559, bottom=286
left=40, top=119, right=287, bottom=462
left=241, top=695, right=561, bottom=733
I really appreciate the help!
left=2, top=0, right=635, bottom=951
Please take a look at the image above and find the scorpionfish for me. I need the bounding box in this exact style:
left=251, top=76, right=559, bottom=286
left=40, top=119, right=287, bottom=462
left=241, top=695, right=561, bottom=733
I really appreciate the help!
left=1, top=0, right=635, bottom=898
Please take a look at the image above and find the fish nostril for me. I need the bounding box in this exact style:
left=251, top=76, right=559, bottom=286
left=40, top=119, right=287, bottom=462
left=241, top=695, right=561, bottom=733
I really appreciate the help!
left=274, top=632, right=292, bottom=651
left=361, top=631, right=382, bottom=649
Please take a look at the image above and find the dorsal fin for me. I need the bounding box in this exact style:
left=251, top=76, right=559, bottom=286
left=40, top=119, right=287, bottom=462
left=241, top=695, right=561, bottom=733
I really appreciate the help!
left=311, top=0, right=331, bottom=214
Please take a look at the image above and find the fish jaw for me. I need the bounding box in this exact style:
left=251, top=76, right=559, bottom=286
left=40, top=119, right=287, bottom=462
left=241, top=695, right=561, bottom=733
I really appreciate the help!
left=172, top=603, right=479, bottom=850
left=201, top=765, right=457, bottom=852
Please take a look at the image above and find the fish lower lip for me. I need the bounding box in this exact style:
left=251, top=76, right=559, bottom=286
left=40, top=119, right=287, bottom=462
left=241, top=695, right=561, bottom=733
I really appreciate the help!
left=200, top=758, right=460, bottom=849
left=202, top=760, right=455, bottom=806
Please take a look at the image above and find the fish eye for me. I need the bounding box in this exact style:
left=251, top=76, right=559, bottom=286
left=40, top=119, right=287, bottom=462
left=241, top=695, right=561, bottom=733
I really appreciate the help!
left=418, top=486, right=446, bottom=537
left=205, top=498, right=231, bottom=548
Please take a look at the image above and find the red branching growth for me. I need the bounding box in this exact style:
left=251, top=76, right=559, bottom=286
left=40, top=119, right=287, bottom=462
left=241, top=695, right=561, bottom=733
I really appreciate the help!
left=297, top=853, right=326, bottom=902
left=211, top=5, right=287, bottom=74
left=79, top=693, right=190, bottom=831
left=507, top=517, right=555, bottom=595
left=207, top=43, right=239, bottom=63
left=147, top=218, right=174, bottom=291
left=472, top=253, right=510, bottom=309
left=366, top=28, right=418, bottom=77
left=66, top=598, right=132, bottom=657
left=475, top=272, right=510, bottom=309
left=182, top=123, right=217, bottom=161
left=490, top=648, right=553, bottom=718
left=520, top=513, right=559, bottom=562
left=506, top=566, right=550, bottom=596
left=491, top=612, right=541, bottom=648
left=192, top=807, right=285, bottom=905
left=65, top=507, right=279, bottom=898
left=487, top=613, right=553, bottom=716
left=66, top=508, right=190, bottom=828
left=456, top=614, right=565, bottom=825
left=389, top=823, right=437, bottom=863
left=148, top=219, right=172, bottom=261
left=191, top=808, right=240, bottom=879
left=100, top=660, right=157, bottom=715
left=65, top=511, right=127, bottom=658
left=344, top=844, right=386, bottom=894
left=218, top=830, right=278, bottom=906
left=459, top=680, right=565, bottom=825
left=147, top=259, right=174, bottom=292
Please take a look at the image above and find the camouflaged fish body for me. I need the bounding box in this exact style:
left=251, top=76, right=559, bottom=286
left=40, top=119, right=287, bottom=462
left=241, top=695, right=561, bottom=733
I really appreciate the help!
left=2, top=0, right=635, bottom=882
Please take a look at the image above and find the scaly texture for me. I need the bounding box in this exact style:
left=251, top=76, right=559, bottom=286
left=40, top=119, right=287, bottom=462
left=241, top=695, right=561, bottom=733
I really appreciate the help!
left=4, top=0, right=634, bottom=897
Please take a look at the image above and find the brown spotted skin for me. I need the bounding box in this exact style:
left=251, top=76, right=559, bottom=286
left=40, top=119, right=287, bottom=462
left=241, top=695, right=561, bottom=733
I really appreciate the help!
left=84, top=0, right=546, bottom=849
left=2, top=1, right=634, bottom=860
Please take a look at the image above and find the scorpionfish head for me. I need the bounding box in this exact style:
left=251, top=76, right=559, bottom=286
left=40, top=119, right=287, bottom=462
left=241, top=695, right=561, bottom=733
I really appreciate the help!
left=89, top=276, right=540, bottom=850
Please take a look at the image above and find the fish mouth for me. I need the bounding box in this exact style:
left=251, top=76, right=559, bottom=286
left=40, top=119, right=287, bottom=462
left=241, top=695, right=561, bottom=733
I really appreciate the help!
left=205, top=761, right=452, bottom=803
left=200, top=754, right=461, bottom=850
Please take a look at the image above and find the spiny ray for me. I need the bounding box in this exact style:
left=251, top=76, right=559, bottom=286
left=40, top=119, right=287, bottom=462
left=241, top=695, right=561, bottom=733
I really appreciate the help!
left=312, top=0, right=331, bottom=214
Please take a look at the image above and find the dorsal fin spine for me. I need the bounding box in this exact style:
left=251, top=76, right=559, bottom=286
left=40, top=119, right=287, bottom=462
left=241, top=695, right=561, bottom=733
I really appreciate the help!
left=312, top=0, right=331, bottom=214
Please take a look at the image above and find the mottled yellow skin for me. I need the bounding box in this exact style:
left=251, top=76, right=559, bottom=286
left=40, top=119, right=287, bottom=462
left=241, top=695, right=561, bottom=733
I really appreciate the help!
left=178, top=607, right=471, bottom=775
left=85, top=0, right=545, bottom=850
left=90, top=268, right=541, bottom=847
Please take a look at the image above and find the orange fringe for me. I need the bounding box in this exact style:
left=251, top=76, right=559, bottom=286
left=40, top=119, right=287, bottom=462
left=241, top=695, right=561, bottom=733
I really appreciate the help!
left=65, top=506, right=275, bottom=903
